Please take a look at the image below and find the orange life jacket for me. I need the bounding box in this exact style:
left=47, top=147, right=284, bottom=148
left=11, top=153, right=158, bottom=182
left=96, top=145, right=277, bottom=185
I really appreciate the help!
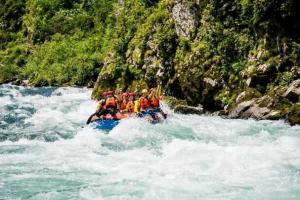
left=150, top=97, right=159, bottom=108
left=105, top=96, right=117, bottom=108
left=127, top=101, right=135, bottom=113
left=139, top=97, right=150, bottom=109
left=120, top=99, right=127, bottom=110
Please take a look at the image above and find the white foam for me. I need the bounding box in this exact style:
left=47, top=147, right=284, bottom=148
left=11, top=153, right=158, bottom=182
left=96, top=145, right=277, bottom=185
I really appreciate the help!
left=1, top=85, right=300, bottom=199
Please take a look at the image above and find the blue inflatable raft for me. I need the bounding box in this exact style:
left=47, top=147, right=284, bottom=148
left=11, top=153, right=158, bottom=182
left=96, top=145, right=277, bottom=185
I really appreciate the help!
left=94, top=119, right=120, bottom=130
left=93, top=110, right=165, bottom=130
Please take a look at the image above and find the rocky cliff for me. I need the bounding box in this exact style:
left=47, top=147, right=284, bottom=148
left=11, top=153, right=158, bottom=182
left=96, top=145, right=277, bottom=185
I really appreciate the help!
left=92, top=0, right=300, bottom=124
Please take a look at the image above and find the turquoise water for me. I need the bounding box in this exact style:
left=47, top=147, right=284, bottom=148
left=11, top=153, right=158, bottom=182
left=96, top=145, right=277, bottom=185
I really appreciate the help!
left=1, top=84, right=300, bottom=200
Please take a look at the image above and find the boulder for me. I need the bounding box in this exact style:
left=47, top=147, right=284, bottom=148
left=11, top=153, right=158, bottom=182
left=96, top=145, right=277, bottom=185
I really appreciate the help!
left=283, top=79, right=300, bottom=103
left=229, top=95, right=275, bottom=119
left=255, top=95, right=274, bottom=107
left=228, top=100, right=255, bottom=118
left=174, top=104, right=204, bottom=115
left=241, top=105, right=270, bottom=119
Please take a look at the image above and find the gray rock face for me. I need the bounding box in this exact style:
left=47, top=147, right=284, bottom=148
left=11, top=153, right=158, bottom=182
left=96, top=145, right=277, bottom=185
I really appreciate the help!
left=229, top=95, right=275, bottom=120
left=283, top=79, right=300, bottom=102
left=241, top=105, right=270, bottom=119
left=236, top=91, right=246, bottom=104
left=228, top=100, right=255, bottom=118
left=171, top=0, right=198, bottom=38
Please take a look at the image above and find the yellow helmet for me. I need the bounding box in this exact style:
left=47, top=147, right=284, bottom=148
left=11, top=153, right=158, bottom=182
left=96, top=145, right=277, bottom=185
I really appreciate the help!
left=141, top=89, right=148, bottom=93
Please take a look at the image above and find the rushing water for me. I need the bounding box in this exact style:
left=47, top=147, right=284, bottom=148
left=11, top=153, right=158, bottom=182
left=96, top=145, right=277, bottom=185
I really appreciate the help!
left=1, top=84, right=300, bottom=200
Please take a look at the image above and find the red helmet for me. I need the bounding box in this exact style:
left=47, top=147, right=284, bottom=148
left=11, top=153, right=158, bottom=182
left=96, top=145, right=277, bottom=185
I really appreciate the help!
left=122, top=92, right=129, bottom=97
left=106, top=91, right=114, bottom=96
left=102, top=91, right=114, bottom=97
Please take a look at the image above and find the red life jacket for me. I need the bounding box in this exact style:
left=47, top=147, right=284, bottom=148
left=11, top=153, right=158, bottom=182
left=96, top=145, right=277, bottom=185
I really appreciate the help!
left=139, top=97, right=150, bottom=109
left=105, top=96, right=117, bottom=109
left=150, top=97, right=159, bottom=108
left=127, top=101, right=135, bottom=113
left=120, top=99, right=127, bottom=110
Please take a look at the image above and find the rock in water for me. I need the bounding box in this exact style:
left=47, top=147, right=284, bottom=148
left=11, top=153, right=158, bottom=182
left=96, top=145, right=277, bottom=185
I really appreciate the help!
left=228, top=100, right=255, bottom=118
left=241, top=106, right=270, bottom=119
left=283, top=79, right=300, bottom=103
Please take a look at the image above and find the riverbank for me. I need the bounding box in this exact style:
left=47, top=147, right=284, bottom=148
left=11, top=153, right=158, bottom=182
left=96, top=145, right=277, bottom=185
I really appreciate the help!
left=164, top=78, right=300, bottom=126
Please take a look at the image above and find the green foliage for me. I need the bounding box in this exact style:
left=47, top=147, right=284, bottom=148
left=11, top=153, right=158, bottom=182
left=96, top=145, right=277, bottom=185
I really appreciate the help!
left=0, top=0, right=299, bottom=115
left=0, top=0, right=26, bottom=49
left=279, top=71, right=295, bottom=87
left=0, top=42, right=28, bottom=83
left=22, top=34, right=101, bottom=86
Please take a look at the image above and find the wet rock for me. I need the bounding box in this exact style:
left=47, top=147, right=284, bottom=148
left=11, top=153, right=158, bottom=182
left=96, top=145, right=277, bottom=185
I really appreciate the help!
left=283, top=79, right=300, bottom=103
left=287, top=103, right=300, bottom=125
left=241, top=105, right=270, bottom=119
left=174, top=104, right=204, bottom=115
left=230, top=95, right=278, bottom=119
left=229, top=93, right=293, bottom=120
left=228, top=100, right=255, bottom=118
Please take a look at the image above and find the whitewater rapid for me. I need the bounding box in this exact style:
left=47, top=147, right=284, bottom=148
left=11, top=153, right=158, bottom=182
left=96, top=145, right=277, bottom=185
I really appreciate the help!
left=1, top=84, right=300, bottom=200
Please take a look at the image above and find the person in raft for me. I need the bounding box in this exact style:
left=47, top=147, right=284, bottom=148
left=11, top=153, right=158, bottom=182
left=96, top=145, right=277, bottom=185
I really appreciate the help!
left=97, top=91, right=118, bottom=117
left=126, top=92, right=136, bottom=113
left=86, top=86, right=166, bottom=124
left=137, top=86, right=167, bottom=119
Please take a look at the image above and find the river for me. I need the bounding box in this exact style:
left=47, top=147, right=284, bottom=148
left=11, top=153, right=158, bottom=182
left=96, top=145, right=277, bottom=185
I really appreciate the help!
left=0, top=84, right=300, bottom=199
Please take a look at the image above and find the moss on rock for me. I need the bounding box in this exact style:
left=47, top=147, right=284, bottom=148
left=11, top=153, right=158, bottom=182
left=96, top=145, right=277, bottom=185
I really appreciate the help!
left=287, top=103, right=300, bottom=125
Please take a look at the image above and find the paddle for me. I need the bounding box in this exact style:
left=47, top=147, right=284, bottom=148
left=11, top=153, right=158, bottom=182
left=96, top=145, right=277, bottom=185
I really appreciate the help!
left=86, top=112, right=97, bottom=125
left=86, top=111, right=103, bottom=125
